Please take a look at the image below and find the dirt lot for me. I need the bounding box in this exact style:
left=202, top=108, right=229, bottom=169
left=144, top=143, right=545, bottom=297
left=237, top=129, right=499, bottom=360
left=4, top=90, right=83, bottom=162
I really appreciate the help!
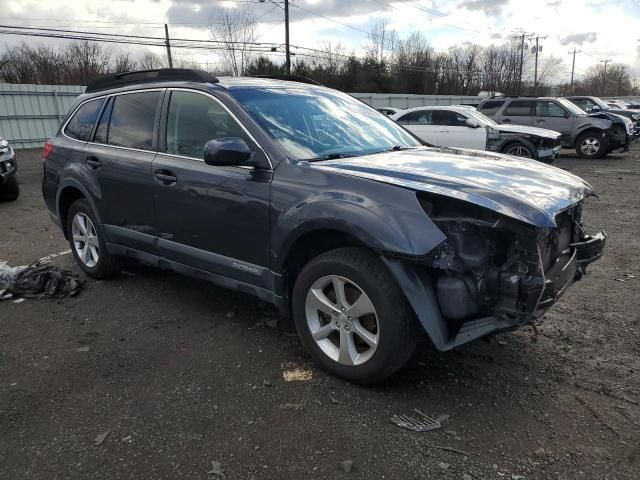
left=1, top=147, right=639, bottom=480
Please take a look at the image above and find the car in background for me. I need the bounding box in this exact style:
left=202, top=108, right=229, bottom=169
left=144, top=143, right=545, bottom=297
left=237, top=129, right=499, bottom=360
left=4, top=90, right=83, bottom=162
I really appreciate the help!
left=392, top=105, right=561, bottom=162
left=478, top=97, right=634, bottom=158
left=377, top=107, right=402, bottom=117
left=564, top=96, right=640, bottom=138
left=0, top=137, right=19, bottom=201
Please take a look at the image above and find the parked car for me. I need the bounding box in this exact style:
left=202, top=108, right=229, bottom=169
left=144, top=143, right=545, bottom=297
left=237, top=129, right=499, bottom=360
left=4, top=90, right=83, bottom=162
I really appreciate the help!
left=391, top=106, right=561, bottom=162
left=43, top=69, right=606, bottom=383
left=478, top=97, right=634, bottom=158
left=377, top=107, right=402, bottom=117
left=0, top=137, right=19, bottom=201
left=564, top=96, right=640, bottom=138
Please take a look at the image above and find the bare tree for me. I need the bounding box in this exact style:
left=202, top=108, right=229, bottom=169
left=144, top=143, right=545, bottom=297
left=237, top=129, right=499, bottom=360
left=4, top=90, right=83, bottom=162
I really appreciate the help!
left=366, top=20, right=397, bottom=65
left=138, top=51, right=166, bottom=70
left=208, top=7, right=258, bottom=76
left=535, top=55, right=564, bottom=87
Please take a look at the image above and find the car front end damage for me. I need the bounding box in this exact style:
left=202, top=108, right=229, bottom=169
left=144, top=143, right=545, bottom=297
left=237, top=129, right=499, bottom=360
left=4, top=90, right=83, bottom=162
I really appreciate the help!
left=383, top=196, right=605, bottom=351
left=486, top=128, right=561, bottom=162
left=0, top=138, right=17, bottom=186
left=588, top=113, right=635, bottom=152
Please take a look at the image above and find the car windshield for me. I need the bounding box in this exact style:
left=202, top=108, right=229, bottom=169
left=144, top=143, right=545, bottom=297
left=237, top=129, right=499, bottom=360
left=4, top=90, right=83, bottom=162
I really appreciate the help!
left=557, top=98, right=587, bottom=116
left=465, top=109, right=497, bottom=126
left=229, top=86, right=421, bottom=160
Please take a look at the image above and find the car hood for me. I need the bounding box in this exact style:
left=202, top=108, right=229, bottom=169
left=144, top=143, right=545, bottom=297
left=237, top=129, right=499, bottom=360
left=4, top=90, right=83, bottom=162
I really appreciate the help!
left=310, top=147, right=594, bottom=228
left=492, top=123, right=561, bottom=139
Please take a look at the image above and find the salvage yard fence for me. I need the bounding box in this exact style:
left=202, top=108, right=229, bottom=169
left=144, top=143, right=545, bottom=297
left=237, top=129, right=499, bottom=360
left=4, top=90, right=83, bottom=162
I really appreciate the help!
left=0, top=84, right=85, bottom=149
left=0, top=83, right=488, bottom=150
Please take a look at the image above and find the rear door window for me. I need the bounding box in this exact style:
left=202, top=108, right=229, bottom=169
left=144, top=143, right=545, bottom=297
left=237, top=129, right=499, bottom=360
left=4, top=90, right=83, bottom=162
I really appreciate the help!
left=504, top=100, right=534, bottom=116
left=536, top=101, right=567, bottom=117
left=65, top=98, right=105, bottom=141
left=107, top=91, right=161, bottom=150
left=478, top=100, right=504, bottom=116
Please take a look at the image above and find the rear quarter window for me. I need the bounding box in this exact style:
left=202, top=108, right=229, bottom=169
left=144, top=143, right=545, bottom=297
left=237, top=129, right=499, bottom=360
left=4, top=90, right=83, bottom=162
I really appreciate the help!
left=65, top=98, right=105, bottom=141
left=478, top=100, right=504, bottom=116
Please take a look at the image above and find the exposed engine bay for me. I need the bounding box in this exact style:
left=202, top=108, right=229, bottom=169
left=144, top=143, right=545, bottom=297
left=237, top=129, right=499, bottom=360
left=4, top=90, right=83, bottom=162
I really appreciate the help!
left=419, top=195, right=606, bottom=334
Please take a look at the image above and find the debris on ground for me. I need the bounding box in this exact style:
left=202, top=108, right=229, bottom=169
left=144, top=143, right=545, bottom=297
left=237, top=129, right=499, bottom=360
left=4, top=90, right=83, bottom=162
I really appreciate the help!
left=93, top=429, right=110, bottom=447
left=282, top=362, right=312, bottom=382
left=76, top=346, right=90, bottom=352
left=437, top=462, right=449, bottom=471
left=390, top=409, right=443, bottom=432
left=330, top=395, right=347, bottom=405
left=0, top=260, right=83, bottom=301
left=207, top=460, right=225, bottom=477
left=280, top=402, right=305, bottom=411
left=534, top=447, right=546, bottom=458
left=340, top=459, right=354, bottom=473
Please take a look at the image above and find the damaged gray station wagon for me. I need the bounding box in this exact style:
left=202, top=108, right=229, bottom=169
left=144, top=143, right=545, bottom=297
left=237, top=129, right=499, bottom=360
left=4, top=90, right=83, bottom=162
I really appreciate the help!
left=43, top=70, right=606, bottom=383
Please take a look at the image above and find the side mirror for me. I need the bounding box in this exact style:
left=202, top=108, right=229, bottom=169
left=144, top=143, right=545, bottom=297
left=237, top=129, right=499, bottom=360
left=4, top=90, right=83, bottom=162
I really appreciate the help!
left=204, top=137, right=253, bottom=167
left=465, top=118, right=479, bottom=128
left=591, top=105, right=601, bottom=112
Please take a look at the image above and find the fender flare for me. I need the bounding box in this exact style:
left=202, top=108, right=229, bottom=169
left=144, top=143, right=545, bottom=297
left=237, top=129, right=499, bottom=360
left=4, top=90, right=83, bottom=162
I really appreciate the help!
left=56, top=178, right=104, bottom=229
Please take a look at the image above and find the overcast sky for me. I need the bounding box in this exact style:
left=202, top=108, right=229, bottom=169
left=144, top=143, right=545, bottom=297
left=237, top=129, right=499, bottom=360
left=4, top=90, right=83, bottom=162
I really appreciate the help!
left=2, top=0, right=639, bottom=82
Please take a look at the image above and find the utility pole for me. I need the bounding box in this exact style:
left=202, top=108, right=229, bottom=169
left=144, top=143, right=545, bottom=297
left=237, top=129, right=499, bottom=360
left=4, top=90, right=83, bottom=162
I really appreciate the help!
left=532, top=35, right=547, bottom=96
left=514, top=32, right=527, bottom=96
left=568, top=48, right=581, bottom=95
left=617, top=66, right=627, bottom=96
left=284, top=0, right=291, bottom=75
left=600, top=59, right=610, bottom=96
left=164, top=24, right=173, bottom=68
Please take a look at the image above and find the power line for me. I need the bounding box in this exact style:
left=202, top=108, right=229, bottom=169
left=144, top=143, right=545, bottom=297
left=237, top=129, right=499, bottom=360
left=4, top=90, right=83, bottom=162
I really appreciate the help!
left=289, top=3, right=372, bottom=35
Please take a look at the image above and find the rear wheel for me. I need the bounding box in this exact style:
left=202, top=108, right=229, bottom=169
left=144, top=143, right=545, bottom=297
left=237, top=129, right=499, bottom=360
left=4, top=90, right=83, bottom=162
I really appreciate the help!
left=576, top=132, right=607, bottom=159
left=502, top=142, right=533, bottom=159
left=1, top=177, right=19, bottom=201
left=67, top=198, right=120, bottom=279
left=292, top=247, right=417, bottom=384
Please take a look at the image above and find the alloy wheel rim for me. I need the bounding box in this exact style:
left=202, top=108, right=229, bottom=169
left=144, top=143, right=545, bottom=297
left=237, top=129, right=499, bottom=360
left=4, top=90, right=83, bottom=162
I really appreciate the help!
left=505, top=145, right=532, bottom=158
left=71, top=212, right=100, bottom=268
left=580, top=137, right=600, bottom=155
left=305, top=275, right=379, bottom=366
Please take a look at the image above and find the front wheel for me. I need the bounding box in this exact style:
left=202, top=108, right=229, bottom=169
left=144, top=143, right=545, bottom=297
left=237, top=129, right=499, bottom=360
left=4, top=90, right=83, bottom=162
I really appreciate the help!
left=1, top=177, right=19, bottom=201
left=292, top=247, right=417, bottom=384
left=576, top=132, right=607, bottom=159
left=502, top=142, right=533, bottom=159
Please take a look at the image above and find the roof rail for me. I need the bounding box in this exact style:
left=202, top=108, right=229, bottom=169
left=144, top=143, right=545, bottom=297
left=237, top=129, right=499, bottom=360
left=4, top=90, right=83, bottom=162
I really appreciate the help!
left=248, top=75, right=323, bottom=86
left=85, top=68, right=219, bottom=93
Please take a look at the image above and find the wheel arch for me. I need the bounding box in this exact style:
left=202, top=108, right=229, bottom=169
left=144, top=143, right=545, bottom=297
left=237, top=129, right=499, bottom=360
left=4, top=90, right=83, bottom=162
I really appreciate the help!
left=57, top=180, right=102, bottom=238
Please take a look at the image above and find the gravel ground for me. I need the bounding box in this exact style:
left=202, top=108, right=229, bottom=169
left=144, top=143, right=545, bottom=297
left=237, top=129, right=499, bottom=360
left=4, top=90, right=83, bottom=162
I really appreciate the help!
left=1, top=147, right=639, bottom=480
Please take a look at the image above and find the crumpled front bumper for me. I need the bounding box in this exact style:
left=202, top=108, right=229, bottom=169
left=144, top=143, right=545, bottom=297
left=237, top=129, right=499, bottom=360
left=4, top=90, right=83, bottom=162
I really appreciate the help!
left=523, top=231, right=606, bottom=316
left=0, top=149, right=17, bottom=185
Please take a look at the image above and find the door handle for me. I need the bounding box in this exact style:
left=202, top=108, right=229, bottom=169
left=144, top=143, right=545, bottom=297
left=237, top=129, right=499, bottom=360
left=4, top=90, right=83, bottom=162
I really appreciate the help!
left=438, top=130, right=449, bottom=133
left=85, top=156, right=102, bottom=169
left=154, top=170, right=177, bottom=185
left=535, top=119, right=546, bottom=123
left=502, top=118, right=511, bottom=123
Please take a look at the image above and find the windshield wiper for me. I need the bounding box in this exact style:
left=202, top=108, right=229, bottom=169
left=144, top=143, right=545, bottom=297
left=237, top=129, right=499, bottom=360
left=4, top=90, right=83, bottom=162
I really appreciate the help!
left=306, top=152, right=359, bottom=162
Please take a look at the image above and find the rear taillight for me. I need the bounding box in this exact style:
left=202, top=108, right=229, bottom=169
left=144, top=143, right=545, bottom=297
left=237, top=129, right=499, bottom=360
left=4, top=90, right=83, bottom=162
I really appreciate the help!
left=43, top=140, right=54, bottom=160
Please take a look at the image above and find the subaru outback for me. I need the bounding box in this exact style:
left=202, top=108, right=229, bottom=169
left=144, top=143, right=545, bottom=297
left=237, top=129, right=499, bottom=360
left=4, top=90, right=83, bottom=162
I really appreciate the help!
left=43, top=70, right=606, bottom=383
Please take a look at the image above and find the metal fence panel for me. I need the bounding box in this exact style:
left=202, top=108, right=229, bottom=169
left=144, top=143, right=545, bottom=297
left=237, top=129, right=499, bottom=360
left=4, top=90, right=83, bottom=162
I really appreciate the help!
left=0, top=84, right=85, bottom=149
left=349, top=93, right=483, bottom=109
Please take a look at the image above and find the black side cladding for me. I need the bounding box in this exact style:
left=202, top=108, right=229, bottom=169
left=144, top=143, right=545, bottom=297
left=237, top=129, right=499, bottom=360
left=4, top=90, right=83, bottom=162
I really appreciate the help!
left=85, top=69, right=219, bottom=93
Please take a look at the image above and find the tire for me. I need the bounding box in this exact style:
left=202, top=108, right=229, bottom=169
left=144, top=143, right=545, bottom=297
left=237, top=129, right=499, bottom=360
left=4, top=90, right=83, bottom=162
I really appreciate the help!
left=576, top=132, right=607, bottom=159
left=0, top=177, right=19, bottom=201
left=292, top=247, right=417, bottom=384
left=502, top=142, right=533, bottom=159
left=67, top=198, right=120, bottom=279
